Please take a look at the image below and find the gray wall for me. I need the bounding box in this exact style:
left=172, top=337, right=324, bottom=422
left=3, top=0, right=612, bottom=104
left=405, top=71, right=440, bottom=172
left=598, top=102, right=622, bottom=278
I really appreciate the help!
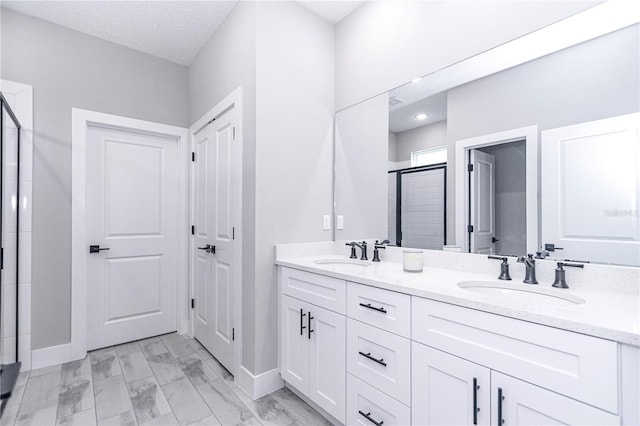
left=395, top=121, right=447, bottom=162
left=189, top=1, right=335, bottom=375
left=335, top=1, right=600, bottom=110
left=478, top=141, right=526, bottom=256
left=446, top=24, right=640, bottom=243
left=188, top=1, right=259, bottom=373
left=0, top=8, right=189, bottom=350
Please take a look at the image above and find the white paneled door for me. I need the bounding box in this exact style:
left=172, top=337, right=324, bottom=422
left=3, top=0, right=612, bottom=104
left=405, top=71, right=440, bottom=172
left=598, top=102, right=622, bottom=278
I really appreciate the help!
left=470, top=150, right=496, bottom=254
left=86, top=125, right=178, bottom=350
left=193, top=109, right=236, bottom=373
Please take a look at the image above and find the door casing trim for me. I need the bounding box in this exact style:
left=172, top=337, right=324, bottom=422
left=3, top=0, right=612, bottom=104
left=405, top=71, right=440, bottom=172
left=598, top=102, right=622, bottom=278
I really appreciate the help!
left=189, top=87, right=243, bottom=382
left=71, top=108, right=190, bottom=360
left=454, top=125, right=538, bottom=254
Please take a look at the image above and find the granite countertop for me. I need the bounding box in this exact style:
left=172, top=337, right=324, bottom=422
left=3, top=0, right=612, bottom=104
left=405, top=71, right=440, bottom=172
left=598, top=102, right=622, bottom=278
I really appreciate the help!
left=276, top=255, right=640, bottom=346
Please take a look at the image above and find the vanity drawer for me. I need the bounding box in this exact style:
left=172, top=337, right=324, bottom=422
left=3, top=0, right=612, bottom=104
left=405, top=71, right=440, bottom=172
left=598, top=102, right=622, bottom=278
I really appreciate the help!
left=347, top=319, right=411, bottom=405
left=281, top=267, right=346, bottom=314
left=412, top=297, right=619, bottom=413
left=347, top=282, right=411, bottom=337
left=347, top=374, right=411, bottom=426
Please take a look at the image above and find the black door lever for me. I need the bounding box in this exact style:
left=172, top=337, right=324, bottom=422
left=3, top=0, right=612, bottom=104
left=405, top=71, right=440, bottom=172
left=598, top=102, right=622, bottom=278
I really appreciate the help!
left=89, top=245, right=110, bottom=253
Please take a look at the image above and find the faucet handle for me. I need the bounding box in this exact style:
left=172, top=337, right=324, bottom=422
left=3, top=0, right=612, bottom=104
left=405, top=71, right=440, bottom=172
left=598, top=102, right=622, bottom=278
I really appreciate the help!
left=346, top=242, right=358, bottom=259
left=488, top=256, right=512, bottom=280
left=557, top=261, right=585, bottom=269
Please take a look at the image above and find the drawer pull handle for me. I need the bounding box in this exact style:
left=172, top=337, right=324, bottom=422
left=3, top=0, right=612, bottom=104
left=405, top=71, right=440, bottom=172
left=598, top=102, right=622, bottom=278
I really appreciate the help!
left=473, top=377, right=479, bottom=425
left=358, top=351, right=387, bottom=367
left=497, top=387, right=504, bottom=425
left=308, top=312, right=314, bottom=339
left=358, top=410, right=384, bottom=426
left=359, top=303, right=387, bottom=314
left=299, top=309, right=306, bottom=336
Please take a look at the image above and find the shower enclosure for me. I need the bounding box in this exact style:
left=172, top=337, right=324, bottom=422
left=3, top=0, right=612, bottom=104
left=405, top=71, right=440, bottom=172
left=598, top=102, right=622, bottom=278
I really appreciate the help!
left=0, top=91, right=21, bottom=416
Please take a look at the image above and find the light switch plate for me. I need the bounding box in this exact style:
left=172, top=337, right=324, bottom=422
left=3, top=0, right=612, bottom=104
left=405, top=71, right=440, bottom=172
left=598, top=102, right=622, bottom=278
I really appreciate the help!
left=337, top=215, right=344, bottom=230
left=323, top=215, right=331, bottom=230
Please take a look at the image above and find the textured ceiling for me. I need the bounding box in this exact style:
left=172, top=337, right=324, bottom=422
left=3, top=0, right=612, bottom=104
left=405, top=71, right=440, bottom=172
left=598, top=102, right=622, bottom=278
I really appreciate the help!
left=1, top=1, right=238, bottom=66
left=1, top=1, right=365, bottom=66
left=297, top=1, right=365, bottom=24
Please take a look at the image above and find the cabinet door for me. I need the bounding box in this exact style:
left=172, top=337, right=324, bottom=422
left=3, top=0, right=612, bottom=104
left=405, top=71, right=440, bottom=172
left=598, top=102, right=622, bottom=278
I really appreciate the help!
left=280, top=295, right=309, bottom=394
left=309, top=305, right=346, bottom=423
left=413, top=342, right=490, bottom=425
left=491, top=372, right=620, bottom=426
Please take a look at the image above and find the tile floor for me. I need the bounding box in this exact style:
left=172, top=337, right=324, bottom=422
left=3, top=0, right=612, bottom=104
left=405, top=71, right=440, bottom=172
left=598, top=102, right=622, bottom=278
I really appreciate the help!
left=1, top=334, right=333, bottom=426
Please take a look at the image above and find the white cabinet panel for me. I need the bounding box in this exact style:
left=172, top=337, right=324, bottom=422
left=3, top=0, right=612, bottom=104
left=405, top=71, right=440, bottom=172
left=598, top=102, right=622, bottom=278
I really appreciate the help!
left=347, top=282, right=411, bottom=337
left=347, top=374, right=411, bottom=426
left=412, top=342, right=490, bottom=426
left=280, top=296, right=310, bottom=394
left=412, top=297, right=619, bottom=413
left=347, top=319, right=411, bottom=405
left=491, top=372, right=619, bottom=426
left=309, top=305, right=346, bottom=423
left=282, top=268, right=346, bottom=314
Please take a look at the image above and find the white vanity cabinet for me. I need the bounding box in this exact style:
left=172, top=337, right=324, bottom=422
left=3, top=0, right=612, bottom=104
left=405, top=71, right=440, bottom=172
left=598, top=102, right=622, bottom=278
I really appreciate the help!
left=280, top=269, right=346, bottom=423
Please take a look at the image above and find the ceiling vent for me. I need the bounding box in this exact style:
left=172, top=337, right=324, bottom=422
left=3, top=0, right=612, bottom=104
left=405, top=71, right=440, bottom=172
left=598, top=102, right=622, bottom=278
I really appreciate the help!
left=389, top=96, right=404, bottom=106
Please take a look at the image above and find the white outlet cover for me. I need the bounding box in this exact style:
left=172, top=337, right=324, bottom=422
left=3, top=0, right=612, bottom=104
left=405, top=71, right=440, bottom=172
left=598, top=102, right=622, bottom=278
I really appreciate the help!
left=323, top=215, right=331, bottom=230
left=337, top=215, right=344, bottom=230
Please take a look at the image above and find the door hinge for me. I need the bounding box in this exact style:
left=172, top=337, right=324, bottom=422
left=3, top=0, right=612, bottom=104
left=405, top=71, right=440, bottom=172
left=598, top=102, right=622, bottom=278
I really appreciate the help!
left=232, top=127, right=236, bottom=140
left=468, top=225, right=474, bottom=233
left=191, top=298, right=195, bottom=309
left=468, top=164, right=474, bottom=172
left=232, top=328, right=235, bottom=341
left=232, top=227, right=235, bottom=240
left=191, top=225, right=195, bottom=235
left=192, top=152, right=196, bottom=162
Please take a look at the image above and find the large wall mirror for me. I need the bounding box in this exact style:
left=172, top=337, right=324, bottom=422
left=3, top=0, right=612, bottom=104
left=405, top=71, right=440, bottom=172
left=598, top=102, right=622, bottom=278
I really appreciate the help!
left=334, top=4, right=640, bottom=267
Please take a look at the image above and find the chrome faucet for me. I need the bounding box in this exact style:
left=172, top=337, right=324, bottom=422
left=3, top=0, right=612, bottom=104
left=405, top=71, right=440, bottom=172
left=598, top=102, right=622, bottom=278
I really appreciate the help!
left=372, top=240, right=387, bottom=262
left=517, top=254, right=538, bottom=284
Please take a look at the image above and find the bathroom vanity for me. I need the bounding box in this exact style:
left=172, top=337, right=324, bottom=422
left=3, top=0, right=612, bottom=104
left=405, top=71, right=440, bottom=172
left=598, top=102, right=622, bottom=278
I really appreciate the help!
left=275, top=243, right=639, bottom=426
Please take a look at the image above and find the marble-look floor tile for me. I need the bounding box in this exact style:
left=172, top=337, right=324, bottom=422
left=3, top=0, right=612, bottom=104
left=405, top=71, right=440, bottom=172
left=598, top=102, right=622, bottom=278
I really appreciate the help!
left=5, top=370, right=29, bottom=408
left=162, top=378, right=212, bottom=425
left=188, top=414, right=221, bottom=426
left=91, top=350, right=122, bottom=381
left=0, top=403, right=19, bottom=426
left=270, top=388, right=332, bottom=426
left=29, top=364, right=61, bottom=377
left=98, top=409, right=137, bottom=426
left=94, top=374, right=133, bottom=421
left=120, top=352, right=154, bottom=383
left=161, top=334, right=195, bottom=359
left=142, top=412, right=179, bottom=426
left=61, top=357, right=92, bottom=385
left=203, top=357, right=233, bottom=382
left=147, top=353, right=185, bottom=385
left=57, top=375, right=94, bottom=421
left=249, top=394, right=301, bottom=426
left=140, top=338, right=168, bottom=358
left=177, top=354, right=218, bottom=386
left=115, top=342, right=142, bottom=357
left=127, top=376, right=171, bottom=424
left=18, top=370, right=61, bottom=414
left=15, top=404, right=57, bottom=426
left=56, top=407, right=97, bottom=426
left=196, top=379, right=256, bottom=426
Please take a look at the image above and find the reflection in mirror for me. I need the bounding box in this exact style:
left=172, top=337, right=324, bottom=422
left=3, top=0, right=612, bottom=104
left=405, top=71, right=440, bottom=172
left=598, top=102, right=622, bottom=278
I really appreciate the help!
left=335, top=6, right=639, bottom=266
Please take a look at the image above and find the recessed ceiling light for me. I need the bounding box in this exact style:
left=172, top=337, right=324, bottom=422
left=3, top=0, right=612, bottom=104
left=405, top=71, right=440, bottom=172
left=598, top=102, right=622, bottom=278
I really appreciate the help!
left=412, top=77, right=422, bottom=83
left=415, top=113, right=428, bottom=120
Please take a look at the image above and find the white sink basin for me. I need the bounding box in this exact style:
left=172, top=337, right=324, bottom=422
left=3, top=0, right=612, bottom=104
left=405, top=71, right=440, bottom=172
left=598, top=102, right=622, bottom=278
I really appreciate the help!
left=313, top=258, right=370, bottom=269
left=457, top=281, right=585, bottom=305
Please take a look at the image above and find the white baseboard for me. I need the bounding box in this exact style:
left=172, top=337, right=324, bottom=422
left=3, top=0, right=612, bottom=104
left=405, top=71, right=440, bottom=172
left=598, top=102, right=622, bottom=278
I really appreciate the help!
left=31, top=343, right=74, bottom=370
left=239, top=366, right=283, bottom=400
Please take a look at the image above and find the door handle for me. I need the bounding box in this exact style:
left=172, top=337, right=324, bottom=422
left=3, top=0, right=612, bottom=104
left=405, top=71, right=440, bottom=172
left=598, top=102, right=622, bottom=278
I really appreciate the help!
left=308, top=312, right=314, bottom=339
left=497, top=387, right=504, bottom=425
left=197, top=244, right=211, bottom=251
left=473, top=377, right=479, bottom=425
left=89, top=245, right=110, bottom=254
